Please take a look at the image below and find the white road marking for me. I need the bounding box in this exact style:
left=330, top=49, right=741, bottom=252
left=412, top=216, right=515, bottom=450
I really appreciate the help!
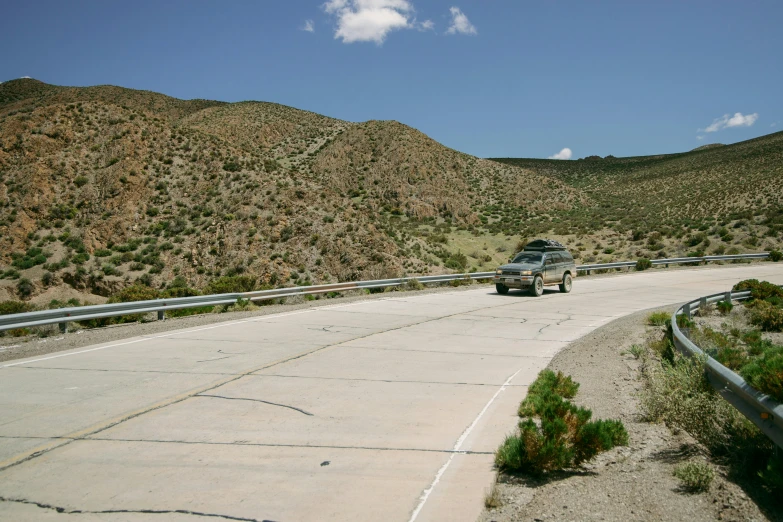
left=407, top=366, right=523, bottom=522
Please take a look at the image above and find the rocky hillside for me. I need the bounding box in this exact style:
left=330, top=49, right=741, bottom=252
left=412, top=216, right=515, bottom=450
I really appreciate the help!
left=0, top=79, right=581, bottom=303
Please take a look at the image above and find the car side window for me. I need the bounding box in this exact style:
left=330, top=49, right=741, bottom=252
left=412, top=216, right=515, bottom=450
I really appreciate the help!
left=545, top=256, right=554, bottom=265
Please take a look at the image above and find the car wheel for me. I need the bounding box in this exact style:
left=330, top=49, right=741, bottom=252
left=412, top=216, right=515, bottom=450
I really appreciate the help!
left=495, top=283, right=509, bottom=295
left=559, top=273, right=572, bottom=293
left=531, top=275, right=544, bottom=297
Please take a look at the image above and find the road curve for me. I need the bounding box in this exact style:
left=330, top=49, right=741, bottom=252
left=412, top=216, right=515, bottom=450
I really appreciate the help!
left=1, top=264, right=782, bottom=522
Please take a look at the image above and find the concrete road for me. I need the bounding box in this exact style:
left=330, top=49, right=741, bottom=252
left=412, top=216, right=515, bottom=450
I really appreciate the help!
left=1, top=265, right=782, bottom=522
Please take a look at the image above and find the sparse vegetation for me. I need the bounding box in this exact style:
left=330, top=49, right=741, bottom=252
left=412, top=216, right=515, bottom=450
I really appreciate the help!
left=647, top=311, right=669, bottom=327
left=673, top=461, right=714, bottom=493
left=639, top=301, right=783, bottom=494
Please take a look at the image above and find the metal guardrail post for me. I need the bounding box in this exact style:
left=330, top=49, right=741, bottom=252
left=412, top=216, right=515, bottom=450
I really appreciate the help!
left=724, top=291, right=732, bottom=303
left=157, top=310, right=165, bottom=321
left=59, top=322, right=67, bottom=334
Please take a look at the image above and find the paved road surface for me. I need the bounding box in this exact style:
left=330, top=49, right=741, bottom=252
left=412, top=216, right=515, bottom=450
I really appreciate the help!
left=1, top=265, right=782, bottom=522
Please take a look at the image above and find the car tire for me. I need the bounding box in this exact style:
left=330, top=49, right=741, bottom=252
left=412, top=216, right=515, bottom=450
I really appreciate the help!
left=496, top=283, right=509, bottom=295
left=559, top=273, right=573, bottom=293
left=531, top=275, right=544, bottom=297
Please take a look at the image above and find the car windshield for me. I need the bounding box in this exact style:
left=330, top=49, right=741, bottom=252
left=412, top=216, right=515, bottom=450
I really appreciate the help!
left=511, top=252, right=543, bottom=264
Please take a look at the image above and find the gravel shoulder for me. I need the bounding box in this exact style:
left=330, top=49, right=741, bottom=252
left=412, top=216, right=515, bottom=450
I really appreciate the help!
left=479, top=306, right=776, bottom=522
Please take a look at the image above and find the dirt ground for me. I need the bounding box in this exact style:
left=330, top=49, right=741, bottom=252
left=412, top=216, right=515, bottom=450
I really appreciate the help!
left=478, top=306, right=779, bottom=522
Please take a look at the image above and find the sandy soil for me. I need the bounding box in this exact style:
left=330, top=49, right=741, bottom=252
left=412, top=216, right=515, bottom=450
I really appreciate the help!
left=478, top=306, right=778, bottom=522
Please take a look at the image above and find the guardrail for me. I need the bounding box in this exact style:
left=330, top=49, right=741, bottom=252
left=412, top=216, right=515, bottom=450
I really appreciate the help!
left=671, top=286, right=783, bottom=449
left=577, top=252, right=770, bottom=274
left=0, top=252, right=771, bottom=334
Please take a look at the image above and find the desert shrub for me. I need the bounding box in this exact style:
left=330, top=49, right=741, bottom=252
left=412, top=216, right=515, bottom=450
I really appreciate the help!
left=16, top=278, right=34, bottom=298
left=640, top=352, right=767, bottom=457
left=676, top=314, right=694, bottom=329
left=0, top=300, right=36, bottom=315
left=739, top=344, right=783, bottom=402
left=748, top=301, right=783, bottom=332
left=639, top=345, right=776, bottom=487
left=205, top=275, right=257, bottom=294
left=445, top=251, right=468, bottom=271
left=109, top=284, right=161, bottom=303
left=406, top=278, right=424, bottom=291
left=11, top=247, right=48, bottom=269
left=636, top=258, right=652, bottom=271
left=495, top=370, right=627, bottom=474
left=717, top=300, right=733, bottom=315
left=732, top=279, right=783, bottom=302
left=647, top=311, right=669, bottom=326
left=94, top=248, right=112, bottom=258
left=73, top=176, right=89, bottom=187
left=770, top=250, right=783, bottom=262
left=673, top=461, right=714, bottom=492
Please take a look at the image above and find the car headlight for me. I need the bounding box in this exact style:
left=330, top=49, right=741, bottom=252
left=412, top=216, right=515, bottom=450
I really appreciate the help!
left=495, top=270, right=502, bottom=275
left=520, top=270, right=532, bottom=275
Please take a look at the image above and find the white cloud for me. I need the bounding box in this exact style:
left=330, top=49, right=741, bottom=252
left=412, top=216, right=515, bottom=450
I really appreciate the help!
left=419, top=19, right=434, bottom=31
left=772, top=122, right=778, bottom=128
left=20, top=76, right=31, bottom=79
left=324, top=0, right=414, bottom=44
left=548, top=148, right=572, bottom=160
left=696, top=135, right=704, bottom=140
left=446, top=7, right=477, bottom=35
left=702, top=112, right=759, bottom=133
left=302, top=19, right=315, bottom=32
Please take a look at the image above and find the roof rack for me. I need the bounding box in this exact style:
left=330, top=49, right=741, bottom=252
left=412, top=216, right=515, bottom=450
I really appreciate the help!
left=523, top=239, right=567, bottom=252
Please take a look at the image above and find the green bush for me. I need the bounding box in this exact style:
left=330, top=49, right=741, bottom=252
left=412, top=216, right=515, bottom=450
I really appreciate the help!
left=445, top=251, right=468, bottom=271
left=673, top=461, right=714, bottom=492
left=636, top=258, right=652, bottom=271
left=717, top=300, right=733, bottom=315
left=740, top=344, right=783, bottom=402
left=748, top=300, right=783, bottom=332
left=0, top=301, right=36, bottom=315
left=647, top=311, right=669, bottom=326
left=732, top=279, right=783, bottom=302
left=109, top=284, right=161, bottom=303
left=770, top=250, right=783, bottom=262
left=205, top=275, right=257, bottom=294
left=11, top=247, right=48, bottom=269
left=495, top=370, right=627, bottom=475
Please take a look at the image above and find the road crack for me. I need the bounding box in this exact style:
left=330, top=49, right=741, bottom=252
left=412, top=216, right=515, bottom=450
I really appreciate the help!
left=195, top=394, right=314, bottom=416
left=0, top=496, right=271, bottom=521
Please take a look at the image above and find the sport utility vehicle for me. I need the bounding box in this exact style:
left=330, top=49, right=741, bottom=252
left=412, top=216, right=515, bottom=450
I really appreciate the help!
left=494, top=239, right=576, bottom=297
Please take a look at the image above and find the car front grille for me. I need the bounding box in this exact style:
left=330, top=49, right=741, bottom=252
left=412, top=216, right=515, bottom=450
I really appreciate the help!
left=501, top=270, right=518, bottom=276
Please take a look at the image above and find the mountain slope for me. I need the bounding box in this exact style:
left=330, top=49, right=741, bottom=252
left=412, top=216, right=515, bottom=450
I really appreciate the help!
left=0, top=79, right=583, bottom=303
left=492, top=131, right=783, bottom=231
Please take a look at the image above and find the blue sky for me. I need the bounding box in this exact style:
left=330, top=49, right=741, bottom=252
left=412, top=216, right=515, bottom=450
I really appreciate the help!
left=1, top=1, right=781, bottom=159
